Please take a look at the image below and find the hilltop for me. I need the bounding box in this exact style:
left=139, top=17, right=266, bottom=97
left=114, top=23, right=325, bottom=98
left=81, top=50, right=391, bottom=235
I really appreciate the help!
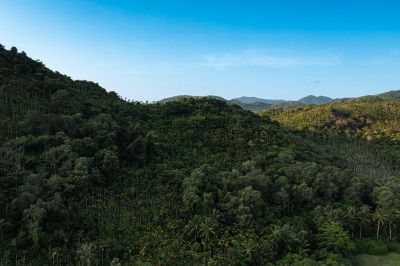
left=299, top=95, right=332, bottom=105
left=230, top=96, right=285, bottom=104
left=159, top=94, right=332, bottom=111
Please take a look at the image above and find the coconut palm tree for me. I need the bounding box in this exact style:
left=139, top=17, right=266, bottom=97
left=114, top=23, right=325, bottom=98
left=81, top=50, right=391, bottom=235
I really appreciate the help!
left=372, top=209, right=387, bottom=239
left=387, top=216, right=396, bottom=239
left=199, top=217, right=217, bottom=245
left=187, top=215, right=203, bottom=242
left=243, top=239, right=273, bottom=265
left=357, top=204, right=370, bottom=239
left=345, top=206, right=357, bottom=238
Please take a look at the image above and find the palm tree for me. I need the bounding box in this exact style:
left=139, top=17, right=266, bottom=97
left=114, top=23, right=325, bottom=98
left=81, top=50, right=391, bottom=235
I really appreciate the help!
left=243, top=239, right=257, bottom=264
left=272, top=224, right=300, bottom=255
left=346, top=206, right=357, bottom=238
left=387, top=216, right=396, bottom=239
left=393, top=210, right=400, bottom=239
left=242, top=239, right=273, bottom=265
left=210, top=209, right=221, bottom=226
left=199, top=217, right=217, bottom=245
left=187, top=215, right=203, bottom=242
left=357, top=204, right=370, bottom=239
left=372, top=209, right=387, bottom=239
left=385, top=210, right=400, bottom=239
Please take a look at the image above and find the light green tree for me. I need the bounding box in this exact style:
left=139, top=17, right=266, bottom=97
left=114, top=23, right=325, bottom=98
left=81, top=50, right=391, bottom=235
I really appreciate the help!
left=78, top=242, right=97, bottom=266
left=318, top=221, right=355, bottom=254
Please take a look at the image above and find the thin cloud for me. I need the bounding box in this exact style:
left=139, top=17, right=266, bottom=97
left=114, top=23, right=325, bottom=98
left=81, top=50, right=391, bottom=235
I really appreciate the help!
left=304, top=80, right=322, bottom=84
left=196, top=48, right=341, bottom=70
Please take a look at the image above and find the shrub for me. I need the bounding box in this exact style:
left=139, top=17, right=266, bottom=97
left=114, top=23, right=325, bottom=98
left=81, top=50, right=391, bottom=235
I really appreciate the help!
left=385, top=241, right=400, bottom=253
left=354, top=239, right=389, bottom=256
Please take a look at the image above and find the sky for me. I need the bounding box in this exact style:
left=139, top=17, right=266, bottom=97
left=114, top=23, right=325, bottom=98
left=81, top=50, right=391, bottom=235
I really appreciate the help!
left=1, top=0, right=400, bottom=102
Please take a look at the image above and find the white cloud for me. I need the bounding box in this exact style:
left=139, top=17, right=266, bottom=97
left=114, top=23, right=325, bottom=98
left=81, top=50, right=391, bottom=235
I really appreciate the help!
left=196, top=48, right=341, bottom=70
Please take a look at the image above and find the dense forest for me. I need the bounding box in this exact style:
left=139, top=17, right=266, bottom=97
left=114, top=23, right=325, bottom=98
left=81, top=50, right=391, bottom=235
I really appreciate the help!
left=1, top=45, right=400, bottom=265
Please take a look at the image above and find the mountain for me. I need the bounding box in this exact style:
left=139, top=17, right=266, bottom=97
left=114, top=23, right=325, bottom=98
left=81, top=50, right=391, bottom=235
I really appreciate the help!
left=2, top=44, right=400, bottom=265
left=298, top=95, right=332, bottom=105
left=232, top=95, right=332, bottom=106
left=229, top=99, right=272, bottom=111
left=159, top=94, right=333, bottom=111
left=271, top=100, right=304, bottom=109
left=157, top=94, right=226, bottom=103
left=157, top=95, right=194, bottom=103
left=230, top=96, right=285, bottom=104
left=158, top=95, right=274, bottom=111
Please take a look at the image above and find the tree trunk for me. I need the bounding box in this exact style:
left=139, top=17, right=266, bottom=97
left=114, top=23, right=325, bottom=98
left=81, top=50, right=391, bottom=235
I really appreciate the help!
left=360, top=226, right=362, bottom=239
left=377, top=220, right=380, bottom=239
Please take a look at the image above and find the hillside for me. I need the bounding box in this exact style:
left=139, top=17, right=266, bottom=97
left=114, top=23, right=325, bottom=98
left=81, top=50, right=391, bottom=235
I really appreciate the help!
left=159, top=94, right=332, bottom=112
left=231, top=96, right=285, bottom=104
left=299, top=95, right=332, bottom=105
left=2, top=45, right=400, bottom=265
left=159, top=95, right=274, bottom=111
left=328, top=89, right=400, bottom=104
left=374, top=89, right=400, bottom=101
left=263, top=98, right=400, bottom=210
left=157, top=94, right=226, bottom=104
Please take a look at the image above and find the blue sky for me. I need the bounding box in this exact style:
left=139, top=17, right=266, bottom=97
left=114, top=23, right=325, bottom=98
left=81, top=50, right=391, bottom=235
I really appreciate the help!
left=1, top=0, right=400, bottom=102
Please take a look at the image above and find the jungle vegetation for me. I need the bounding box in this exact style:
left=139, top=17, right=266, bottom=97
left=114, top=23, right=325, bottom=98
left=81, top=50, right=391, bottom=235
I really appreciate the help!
left=1, top=45, right=400, bottom=265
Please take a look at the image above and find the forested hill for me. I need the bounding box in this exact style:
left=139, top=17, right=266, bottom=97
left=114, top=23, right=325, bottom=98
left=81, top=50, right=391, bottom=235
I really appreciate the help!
left=230, top=96, right=285, bottom=104
left=262, top=99, right=400, bottom=260
left=0, top=45, right=129, bottom=143
left=159, top=95, right=332, bottom=112
left=328, top=89, right=400, bottom=104
left=263, top=98, right=400, bottom=177
left=298, top=95, right=332, bottom=105
left=1, top=45, right=400, bottom=265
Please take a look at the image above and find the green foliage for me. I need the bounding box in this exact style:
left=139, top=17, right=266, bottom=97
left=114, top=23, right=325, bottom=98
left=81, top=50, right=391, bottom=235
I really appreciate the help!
left=354, top=239, right=389, bottom=256
left=318, top=221, right=355, bottom=255
left=2, top=44, right=400, bottom=264
left=386, top=241, right=400, bottom=253
left=276, top=253, right=318, bottom=266
left=78, top=242, right=97, bottom=265
left=227, top=239, right=273, bottom=265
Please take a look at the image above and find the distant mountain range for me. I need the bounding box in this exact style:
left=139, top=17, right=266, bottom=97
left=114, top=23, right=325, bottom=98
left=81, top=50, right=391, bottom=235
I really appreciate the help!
left=158, top=94, right=333, bottom=111
left=230, top=96, right=285, bottom=104
left=159, top=90, right=400, bottom=111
